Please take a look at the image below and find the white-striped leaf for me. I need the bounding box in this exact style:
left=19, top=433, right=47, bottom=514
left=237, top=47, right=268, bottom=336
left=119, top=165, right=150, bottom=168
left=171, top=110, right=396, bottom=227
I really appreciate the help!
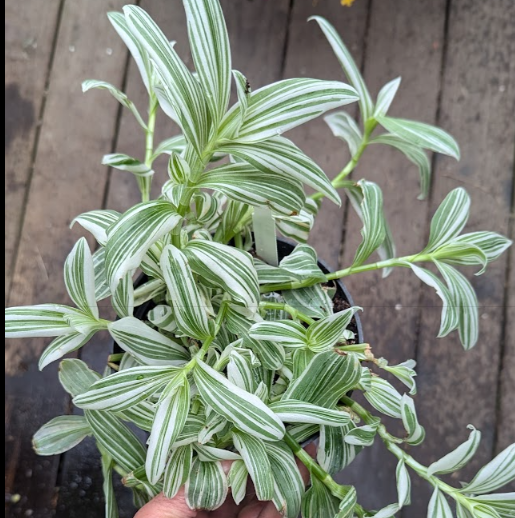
left=153, top=135, right=187, bottom=159
left=282, top=284, right=333, bottom=319
left=435, top=260, right=479, bottom=350
left=198, top=163, right=305, bottom=216
left=227, top=350, right=256, bottom=392
left=460, top=444, right=515, bottom=494
left=400, top=395, right=426, bottom=446
left=167, top=152, right=190, bottom=184
left=301, top=476, right=340, bottom=518
left=93, top=247, right=111, bottom=300
left=232, top=430, right=274, bottom=501
left=102, top=153, right=153, bottom=178
left=58, top=359, right=100, bottom=396
left=108, top=317, right=189, bottom=366
left=173, top=414, right=205, bottom=448
left=194, top=444, right=241, bottom=463
left=317, top=423, right=362, bottom=475
left=371, top=134, right=431, bottom=200
left=86, top=410, right=146, bottom=472
left=39, top=330, right=96, bottom=370
left=141, top=242, right=165, bottom=281
left=186, top=459, right=228, bottom=511
left=307, top=307, right=361, bottom=352
left=380, top=359, right=417, bottom=395
left=112, top=272, right=134, bottom=319
left=197, top=412, right=227, bottom=445
left=71, top=210, right=120, bottom=246
left=275, top=205, right=315, bottom=244
left=232, top=70, right=250, bottom=130
left=396, top=460, right=411, bottom=507
left=280, top=244, right=326, bottom=280
left=267, top=441, right=304, bottom=518
left=363, top=377, right=403, bottom=419
left=344, top=422, right=379, bottom=447
left=100, top=452, right=118, bottom=518
left=469, top=505, right=502, bottom=518
left=148, top=305, right=176, bottom=333
left=433, top=242, right=488, bottom=275
left=270, top=399, right=351, bottom=426
left=227, top=460, right=248, bottom=505
left=325, top=111, right=363, bottom=156
left=5, top=304, right=76, bottom=338
left=160, top=244, right=213, bottom=340
left=254, top=260, right=301, bottom=285
left=425, top=188, right=470, bottom=253
left=374, top=77, right=401, bottom=118
left=116, top=401, right=155, bottom=433
left=453, top=232, right=512, bottom=264
left=377, top=115, right=460, bottom=160
left=82, top=79, right=146, bottom=130
left=164, top=445, right=193, bottom=499
left=220, top=77, right=358, bottom=142
left=105, top=200, right=181, bottom=291
left=284, top=351, right=361, bottom=407
left=64, top=310, right=105, bottom=335
left=124, top=6, right=210, bottom=157
left=33, top=415, right=91, bottom=456
left=193, top=359, right=285, bottom=441
left=73, top=366, right=177, bottom=411
left=336, top=487, right=357, bottom=518
left=184, top=240, right=259, bottom=310
left=183, top=0, right=231, bottom=126
left=373, top=503, right=401, bottom=518
left=469, top=494, right=515, bottom=518
left=146, top=377, right=190, bottom=484
left=427, top=488, right=453, bottom=518
left=249, top=320, right=307, bottom=348
left=428, top=425, right=480, bottom=475
left=218, top=137, right=339, bottom=204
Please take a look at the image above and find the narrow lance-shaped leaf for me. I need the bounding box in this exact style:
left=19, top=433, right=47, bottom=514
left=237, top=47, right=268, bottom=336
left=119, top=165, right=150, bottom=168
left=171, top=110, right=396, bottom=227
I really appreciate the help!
left=39, top=330, right=97, bottom=370
left=396, top=460, right=411, bottom=507
left=325, top=111, right=363, bottom=157
left=269, top=399, right=351, bottom=426
left=58, top=358, right=101, bottom=397
left=363, top=377, right=403, bottom=419
left=400, top=395, right=425, bottom=446
left=249, top=320, right=307, bottom=348
left=33, top=415, right=91, bottom=456
left=100, top=451, right=119, bottom=518
left=227, top=460, right=248, bottom=506
left=227, top=350, right=256, bottom=393
left=427, top=488, right=453, bottom=518
left=71, top=210, right=120, bottom=246
left=301, top=476, right=340, bottom=518
left=93, top=247, right=111, bottom=301
left=233, top=70, right=250, bottom=130
left=373, top=77, right=401, bottom=118
left=164, top=445, right=193, bottom=499
left=112, top=272, right=134, bottom=319
left=336, top=487, right=357, bottom=518
left=453, top=231, right=512, bottom=263
left=102, top=153, right=153, bottom=178
left=6, top=304, right=76, bottom=338
left=280, top=244, right=326, bottom=280
left=344, top=423, right=379, bottom=447
left=186, top=459, right=228, bottom=511
left=317, top=422, right=362, bottom=474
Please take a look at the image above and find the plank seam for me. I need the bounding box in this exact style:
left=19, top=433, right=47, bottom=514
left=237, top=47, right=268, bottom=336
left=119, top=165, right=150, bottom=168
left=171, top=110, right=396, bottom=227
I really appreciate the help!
left=279, top=0, right=296, bottom=79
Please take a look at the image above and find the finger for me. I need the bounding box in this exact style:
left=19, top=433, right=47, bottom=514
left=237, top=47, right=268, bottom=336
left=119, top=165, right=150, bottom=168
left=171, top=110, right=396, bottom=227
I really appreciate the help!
left=134, top=489, right=197, bottom=518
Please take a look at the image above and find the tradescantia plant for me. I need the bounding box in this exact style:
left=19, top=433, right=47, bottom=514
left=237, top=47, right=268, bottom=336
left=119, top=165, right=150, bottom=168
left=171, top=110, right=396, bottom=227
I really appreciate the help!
left=5, top=1, right=514, bottom=517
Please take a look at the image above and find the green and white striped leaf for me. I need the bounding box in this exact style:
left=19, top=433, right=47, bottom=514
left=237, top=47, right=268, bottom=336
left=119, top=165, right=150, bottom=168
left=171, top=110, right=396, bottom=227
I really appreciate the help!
left=336, top=487, right=357, bottom=518
left=124, top=6, right=210, bottom=157
left=39, top=330, right=96, bottom=370
left=58, top=359, right=100, bottom=396
left=6, top=304, right=76, bottom=338
left=197, top=412, right=227, bottom=445
left=453, top=231, right=512, bottom=264
left=102, top=153, right=153, bottom=178
left=435, top=260, right=479, bottom=350
left=275, top=206, right=315, bottom=244
left=379, top=359, right=417, bottom=395
left=284, top=351, right=361, bottom=407
left=344, top=422, right=379, bottom=447
left=317, top=423, right=362, bottom=474
left=146, top=377, right=190, bottom=484
left=433, top=242, right=488, bottom=275
left=428, top=425, right=480, bottom=475
left=160, top=245, right=213, bottom=340
left=373, top=504, right=401, bottom=518
left=310, top=17, right=372, bottom=120
left=194, top=444, right=241, bottom=462
left=82, top=79, right=146, bottom=130
left=396, top=460, right=411, bottom=507
left=282, top=284, right=333, bottom=319
left=172, top=414, right=205, bottom=448
left=324, top=111, right=362, bottom=156
left=232, top=430, right=274, bottom=501
left=93, top=247, right=111, bottom=301
left=427, top=488, right=453, bottom=518
left=148, top=305, right=176, bottom=333
left=108, top=317, right=189, bottom=366
left=218, top=137, right=339, bottom=204
left=301, top=476, right=340, bottom=518
left=227, top=460, right=248, bottom=506
left=469, top=494, right=515, bottom=518
left=184, top=240, right=259, bottom=310
left=193, top=359, right=285, bottom=441
left=254, top=260, right=301, bottom=285
left=460, top=444, right=515, bottom=494
left=249, top=320, right=307, bottom=348
left=270, top=400, right=351, bottom=426
left=164, top=445, right=193, bottom=499
left=363, top=377, right=403, bottom=419
left=425, top=188, right=470, bottom=253
left=183, top=0, right=231, bottom=126
left=400, top=395, right=426, bottom=446
left=280, top=244, right=326, bottom=280
left=153, top=135, right=187, bottom=160
left=468, top=505, right=502, bottom=518
left=374, top=77, right=401, bottom=118
left=199, top=163, right=305, bottom=216
left=71, top=210, right=120, bottom=246
left=167, top=152, right=190, bottom=184
left=111, top=273, right=134, bottom=319
left=377, top=115, right=460, bottom=160
left=86, top=410, right=146, bottom=472
left=33, top=415, right=91, bottom=456
left=371, top=134, right=431, bottom=199
left=233, top=70, right=250, bottom=128
left=73, top=366, right=177, bottom=411
left=267, top=441, right=304, bottom=518
left=306, top=307, right=361, bottom=352
left=227, top=350, right=256, bottom=392
left=186, top=459, right=228, bottom=511
left=116, top=401, right=155, bottom=433
left=100, top=452, right=119, bottom=518
left=105, top=200, right=181, bottom=291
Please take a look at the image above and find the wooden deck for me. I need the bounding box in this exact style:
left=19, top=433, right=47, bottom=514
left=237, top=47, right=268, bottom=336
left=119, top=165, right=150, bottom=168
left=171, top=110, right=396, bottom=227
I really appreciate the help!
left=5, top=0, right=514, bottom=516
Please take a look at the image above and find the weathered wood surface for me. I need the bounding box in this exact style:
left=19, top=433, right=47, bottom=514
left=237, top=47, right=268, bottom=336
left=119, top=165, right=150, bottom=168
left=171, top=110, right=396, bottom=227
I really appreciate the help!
left=4, top=1, right=514, bottom=517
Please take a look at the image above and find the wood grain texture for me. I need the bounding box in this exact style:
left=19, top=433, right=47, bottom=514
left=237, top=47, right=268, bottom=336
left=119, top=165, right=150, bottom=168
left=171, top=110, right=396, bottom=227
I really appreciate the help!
left=5, top=0, right=62, bottom=302
left=410, top=0, right=515, bottom=514
left=5, top=2, right=129, bottom=516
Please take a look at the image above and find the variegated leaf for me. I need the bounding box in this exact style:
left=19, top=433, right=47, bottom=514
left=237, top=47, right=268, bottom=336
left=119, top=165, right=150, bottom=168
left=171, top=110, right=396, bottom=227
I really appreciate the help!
left=249, top=320, right=307, bottom=348
left=102, top=153, right=153, bottom=177
left=301, top=476, right=340, bottom=518
left=373, top=77, right=401, bottom=118
left=186, top=459, right=228, bottom=511
left=227, top=460, right=248, bottom=505
left=6, top=304, right=76, bottom=338
left=363, top=377, right=403, bottom=419
left=270, top=400, right=351, bottom=426
left=325, top=111, right=362, bottom=157
left=112, top=272, right=134, bottom=319
left=164, top=445, right=193, bottom=499
left=33, top=415, right=91, bottom=456
left=100, top=451, right=119, bottom=518
left=71, top=210, right=120, bottom=246
left=427, top=488, right=453, bottom=518
left=317, top=423, right=362, bottom=474
left=400, top=395, right=425, bottom=446
left=39, top=330, right=96, bottom=370
left=58, top=359, right=101, bottom=396
left=396, top=459, right=411, bottom=507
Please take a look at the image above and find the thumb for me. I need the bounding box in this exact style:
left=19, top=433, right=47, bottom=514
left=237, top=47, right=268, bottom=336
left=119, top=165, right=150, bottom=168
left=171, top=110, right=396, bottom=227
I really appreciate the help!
left=134, top=489, right=200, bottom=518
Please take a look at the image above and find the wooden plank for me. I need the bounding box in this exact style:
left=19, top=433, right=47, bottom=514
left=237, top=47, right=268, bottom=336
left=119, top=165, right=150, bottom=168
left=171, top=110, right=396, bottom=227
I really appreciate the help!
left=5, top=0, right=62, bottom=302
left=332, top=1, right=448, bottom=511
left=410, top=0, right=515, bottom=514
left=5, top=1, right=129, bottom=516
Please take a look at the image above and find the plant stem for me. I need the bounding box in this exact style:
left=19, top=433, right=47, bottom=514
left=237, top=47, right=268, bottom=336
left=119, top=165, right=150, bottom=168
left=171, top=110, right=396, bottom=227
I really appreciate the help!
left=139, top=94, right=158, bottom=203
left=259, top=301, right=315, bottom=325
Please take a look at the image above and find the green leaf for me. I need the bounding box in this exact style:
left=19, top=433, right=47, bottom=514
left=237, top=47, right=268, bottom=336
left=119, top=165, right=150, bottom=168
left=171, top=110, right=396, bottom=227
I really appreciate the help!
left=270, top=400, right=351, bottom=426
left=249, top=320, right=307, bottom=348
left=108, top=317, right=189, bottom=366
left=227, top=350, right=256, bottom=392
left=324, top=111, right=362, bottom=156
left=469, top=505, right=502, bottom=518
left=275, top=205, right=316, bottom=244
left=373, top=77, right=401, bottom=118
left=317, top=423, right=362, bottom=474
left=124, top=6, right=210, bottom=157
left=301, top=476, right=340, bottom=518
left=146, top=377, right=190, bottom=484
left=71, top=210, right=120, bottom=246
left=164, top=445, right=193, bottom=499
left=282, top=284, right=333, bottom=320
left=160, top=244, right=213, bottom=340
left=280, top=244, right=326, bottom=280
left=400, top=395, right=425, bottom=446
left=218, top=137, right=339, bottom=204
left=58, top=359, right=101, bottom=396
left=33, top=415, right=91, bottom=456
left=425, top=188, right=471, bottom=252
left=377, top=115, right=460, bottom=159
left=173, top=414, right=205, bottom=448
left=427, top=488, right=453, bottom=518
left=232, top=430, right=274, bottom=501
left=102, top=153, right=153, bottom=178
left=184, top=240, right=259, bottom=310
left=428, top=425, right=480, bottom=475
left=363, top=377, right=403, bottom=419
left=183, top=0, right=231, bottom=126
left=112, top=273, right=134, bottom=319
left=93, top=247, right=111, bottom=301
left=5, top=304, right=76, bottom=338
left=39, top=331, right=96, bottom=370
left=227, top=460, right=248, bottom=505
left=193, top=359, right=285, bottom=441
left=396, top=460, right=411, bottom=507
left=310, top=17, right=372, bottom=120
left=100, top=451, right=119, bottom=518
left=198, top=163, right=305, bottom=216
left=186, top=459, right=228, bottom=511
left=106, top=200, right=181, bottom=291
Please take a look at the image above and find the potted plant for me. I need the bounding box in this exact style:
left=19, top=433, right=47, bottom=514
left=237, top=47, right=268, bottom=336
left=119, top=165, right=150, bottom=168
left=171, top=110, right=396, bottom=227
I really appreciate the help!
left=5, top=1, right=514, bottom=517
